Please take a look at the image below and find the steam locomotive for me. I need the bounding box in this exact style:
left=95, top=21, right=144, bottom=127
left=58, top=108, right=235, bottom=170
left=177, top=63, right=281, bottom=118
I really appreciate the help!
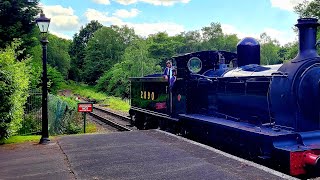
left=129, top=18, right=320, bottom=177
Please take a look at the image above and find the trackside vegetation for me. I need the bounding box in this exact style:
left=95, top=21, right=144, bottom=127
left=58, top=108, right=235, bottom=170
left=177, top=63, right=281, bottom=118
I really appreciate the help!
left=61, top=82, right=130, bottom=112
left=0, top=41, right=30, bottom=140
left=0, top=135, right=41, bottom=144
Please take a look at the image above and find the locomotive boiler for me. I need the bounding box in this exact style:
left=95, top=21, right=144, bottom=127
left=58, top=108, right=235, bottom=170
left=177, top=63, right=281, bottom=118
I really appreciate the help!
left=129, top=18, right=320, bottom=177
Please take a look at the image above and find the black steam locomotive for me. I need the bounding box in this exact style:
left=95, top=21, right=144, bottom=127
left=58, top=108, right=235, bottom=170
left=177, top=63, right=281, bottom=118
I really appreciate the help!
left=129, top=18, right=320, bottom=177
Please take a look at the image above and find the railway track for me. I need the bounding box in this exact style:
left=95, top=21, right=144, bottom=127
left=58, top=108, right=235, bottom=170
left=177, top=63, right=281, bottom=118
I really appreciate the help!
left=89, top=105, right=134, bottom=131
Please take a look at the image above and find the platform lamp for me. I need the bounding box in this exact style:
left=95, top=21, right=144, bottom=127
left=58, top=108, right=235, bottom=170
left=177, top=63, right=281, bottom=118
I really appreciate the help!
left=36, top=11, right=51, bottom=144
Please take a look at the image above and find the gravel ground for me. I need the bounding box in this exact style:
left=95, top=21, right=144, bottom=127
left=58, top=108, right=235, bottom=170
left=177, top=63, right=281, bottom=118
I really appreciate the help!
left=87, top=114, right=120, bottom=133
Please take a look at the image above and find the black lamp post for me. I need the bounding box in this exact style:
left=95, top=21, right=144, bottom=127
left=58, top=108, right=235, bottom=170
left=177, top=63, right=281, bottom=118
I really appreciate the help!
left=36, top=11, right=51, bottom=144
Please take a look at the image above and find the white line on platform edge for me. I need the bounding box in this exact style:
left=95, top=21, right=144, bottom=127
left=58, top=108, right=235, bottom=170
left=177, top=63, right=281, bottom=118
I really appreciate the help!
left=156, top=129, right=299, bottom=180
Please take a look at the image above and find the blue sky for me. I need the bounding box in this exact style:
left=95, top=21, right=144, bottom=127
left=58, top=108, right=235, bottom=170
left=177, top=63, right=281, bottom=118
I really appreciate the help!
left=40, top=0, right=309, bottom=45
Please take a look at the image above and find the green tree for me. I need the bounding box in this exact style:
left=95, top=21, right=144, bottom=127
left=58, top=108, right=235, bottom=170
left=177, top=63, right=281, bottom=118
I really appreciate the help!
left=0, top=41, right=30, bottom=140
left=177, top=30, right=203, bottom=53
left=221, top=34, right=239, bottom=52
left=201, top=22, right=224, bottom=50
left=259, top=33, right=281, bottom=65
left=147, top=32, right=184, bottom=66
left=0, top=0, right=40, bottom=55
left=47, top=66, right=66, bottom=93
left=69, top=21, right=103, bottom=81
left=111, top=25, right=138, bottom=45
left=295, top=0, right=320, bottom=18
left=96, top=39, right=161, bottom=97
left=47, top=34, right=72, bottom=78
left=83, top=26, right=127, bottom=83
left=27, top=34, right=42, bottom=89
left=294, top=0, right=320, bottom=58
left=278, top=42, right=298, bottom=62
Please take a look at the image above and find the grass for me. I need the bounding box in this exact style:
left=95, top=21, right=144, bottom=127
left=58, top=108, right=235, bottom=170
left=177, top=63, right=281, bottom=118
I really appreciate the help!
left=84, top=122, right=97, bottom=133
left=61, top=82, right=106, bottom=101
left=103, top=97, right=130, bottom=112
left=58, top=96, right=79, bottom=109
left=1, top=135, right=41, bottom=144
left=61, top=82, right=130, bottom=112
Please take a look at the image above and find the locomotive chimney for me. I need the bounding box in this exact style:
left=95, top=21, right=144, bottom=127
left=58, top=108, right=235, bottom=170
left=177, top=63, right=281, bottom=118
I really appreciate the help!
left=294, top=18, right=320, bottom=61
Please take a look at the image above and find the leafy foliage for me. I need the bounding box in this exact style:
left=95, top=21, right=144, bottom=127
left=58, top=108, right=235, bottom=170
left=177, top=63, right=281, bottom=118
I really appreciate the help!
left=259, top=33, right=281, bottom=65
left=0, top=0, right=40, bottom=58
left=176, top=30, right=203, bottom=53
left=47, top=66, right=66, bottom=94
left=148, top=32, right=184, bottom=62
left=278, top=42, right=298, bottom=62
left=83, top=26, right=127, bottom=83
left=96, top=39, right=161, bottom=97
left=69, top=21, right=103, bottom=81
left=294, top=0, right=320, bottom=57
left=62, top=82, right=130, bottom=112
left=18, top=113, right=41, bottom=135
left=295, top=0, right=320, bottom=18
left=48, top=94, right=82, bottom=135
left=27, top=41, right=42, bottom=89
left=47, top=34, right=72, bottom=78
left=0, top=41, right=30, bottom=140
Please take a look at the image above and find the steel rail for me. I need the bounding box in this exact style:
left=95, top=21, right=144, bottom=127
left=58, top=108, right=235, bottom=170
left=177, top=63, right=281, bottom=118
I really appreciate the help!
left=89, top=107, right=132, bottom=131
left=93, top=106, right=131, bottom=122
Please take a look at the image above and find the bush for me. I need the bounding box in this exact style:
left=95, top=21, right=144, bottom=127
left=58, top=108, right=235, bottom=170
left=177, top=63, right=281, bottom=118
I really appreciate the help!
left=48, top=94, right=82, bottom=135
left=0, top=41, right=30, bottom=140
left=18, top=114, right=41, bottom=135
left=48, top=66, right=66, bottom=94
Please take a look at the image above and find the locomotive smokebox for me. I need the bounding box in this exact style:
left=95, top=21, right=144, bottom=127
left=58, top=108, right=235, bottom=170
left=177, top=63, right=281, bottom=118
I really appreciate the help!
left=237, top=37, right=260, bottom=66
left=294, top=18, right=319, bottom=61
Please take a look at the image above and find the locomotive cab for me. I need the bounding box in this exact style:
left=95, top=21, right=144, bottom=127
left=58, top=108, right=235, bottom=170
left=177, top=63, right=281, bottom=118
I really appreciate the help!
left=129, top=50, right=237, bottom=130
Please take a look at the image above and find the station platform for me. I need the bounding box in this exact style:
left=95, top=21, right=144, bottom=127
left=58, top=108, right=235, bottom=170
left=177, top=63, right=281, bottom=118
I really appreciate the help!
left=1, top=130, right=297, bottom=180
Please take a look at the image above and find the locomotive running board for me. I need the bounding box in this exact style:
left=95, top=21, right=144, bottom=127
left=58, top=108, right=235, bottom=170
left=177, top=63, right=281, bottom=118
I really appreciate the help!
left=130, top=106, right=179, bottom=122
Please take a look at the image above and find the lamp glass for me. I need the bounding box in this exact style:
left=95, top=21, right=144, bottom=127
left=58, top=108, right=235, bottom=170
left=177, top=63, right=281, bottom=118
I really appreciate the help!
left=37, top=21, right=50, bottom=33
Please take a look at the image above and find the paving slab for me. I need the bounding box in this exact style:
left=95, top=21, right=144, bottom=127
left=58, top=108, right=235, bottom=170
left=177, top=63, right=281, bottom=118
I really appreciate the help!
left=58, top=130, right=296, bottom=180
left=0, top=140, right=74, bottom=180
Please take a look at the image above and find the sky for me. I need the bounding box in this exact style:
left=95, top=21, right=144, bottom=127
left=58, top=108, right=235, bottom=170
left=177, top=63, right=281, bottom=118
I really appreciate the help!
left=39, top=0, right=310, bottom=45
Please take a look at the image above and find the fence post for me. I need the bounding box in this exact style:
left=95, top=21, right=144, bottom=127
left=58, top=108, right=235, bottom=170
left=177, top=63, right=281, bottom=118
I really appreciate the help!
left=83, top=113, right=86, bottom=134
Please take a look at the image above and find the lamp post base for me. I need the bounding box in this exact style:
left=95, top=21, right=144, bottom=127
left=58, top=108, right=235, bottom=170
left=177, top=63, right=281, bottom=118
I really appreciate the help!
left=39, top=137, right=50, bottom=144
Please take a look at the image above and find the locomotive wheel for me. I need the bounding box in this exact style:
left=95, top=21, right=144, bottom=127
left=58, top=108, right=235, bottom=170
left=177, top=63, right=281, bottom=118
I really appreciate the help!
left=134, top=113, right=145, bottom=130
left=129, top=114, right=135, bottom=127
left=179, top=127, right=190, bottom=138
left=158, top=118, right=167, bottom=131
left=145, top=116, right=159, bottom=129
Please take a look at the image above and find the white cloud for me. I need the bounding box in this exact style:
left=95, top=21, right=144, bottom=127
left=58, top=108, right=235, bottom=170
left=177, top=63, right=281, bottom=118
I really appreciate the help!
left=113, top=9, right=140, bottom=18
left=129, top=22, right=184, bottom=36
left=42, top=5, right=80, bottom=31
left=221, top=24, right=258, bottom=39
left=114, top=0, right=190, bottom=6
left=221, top=24, right=296, bottom=45
left=50, top=31, right=72, bottom=40
left=222, top=24, right=247, bottom=38
left=85, top=8, right=184, bottom=37
left=115, top=0, right=137, bottom=5
left=85, top=8, right=124, bottom=25
left=92, top=0, right=111, bottom=5
left=270, top=0, right=311, bottom=11
left=263, top=28, right=297, bottom=45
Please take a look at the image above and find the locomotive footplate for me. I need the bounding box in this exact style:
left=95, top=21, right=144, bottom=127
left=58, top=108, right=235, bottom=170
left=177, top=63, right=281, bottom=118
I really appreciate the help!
left=179, top=114, right=320, bottom=177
